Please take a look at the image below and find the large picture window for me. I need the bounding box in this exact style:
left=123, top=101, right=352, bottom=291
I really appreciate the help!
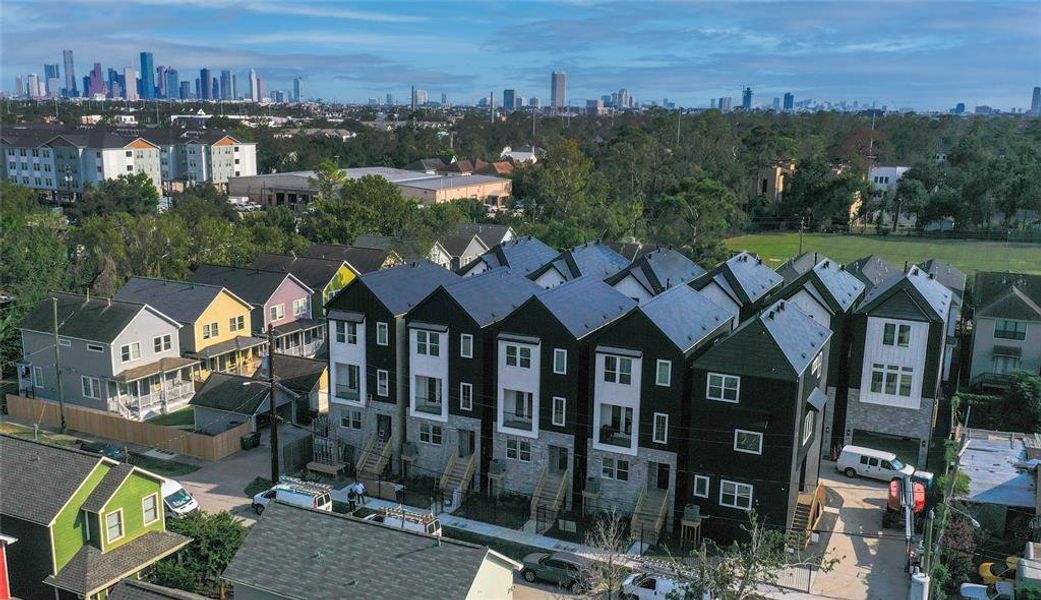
left=603, top=355, right=632, bottom=384
left=995, top=320, right=1027, bottom=340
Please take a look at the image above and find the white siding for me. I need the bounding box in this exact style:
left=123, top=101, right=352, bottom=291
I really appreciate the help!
left=592, top=351, right=642, bottom=456
left=533, top=267, right=567, bottom=289
left=465, top=554, right=518, bottom=599
left=496, top=338, right=540, bottom=439
left=328, top=318, right=367, bottom=407
left=858, top=317, right=929, bottom=409
left=409, top=327, right=449, bottom=422
left=789, top=288, right=832, bottom=329
left=612, top=274, right=653, bottom=303
left=700, top=281, right=739, bottom=328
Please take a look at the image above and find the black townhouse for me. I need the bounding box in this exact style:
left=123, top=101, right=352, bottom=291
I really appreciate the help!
left=403, top=269, right=543, bottom=504
left=605, top=247, right=708, bottom=303
left=585, top=283, right=733, bottom=542
left=770, top=253, right=866, bottom=454
left=527, top=241, right=631, bottom=288
left=324, top=260, right=460, bottom=478
left=691, top=251, right=784, bottom=324
left=490, top=276, right=637, bottom=532
left=687, top=299, right=832, bottom=545
left=458, top=235, right=558, bottom=277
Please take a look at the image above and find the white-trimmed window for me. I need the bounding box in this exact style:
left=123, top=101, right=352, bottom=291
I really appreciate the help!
left=202, top=322, right=219, bottom=339
left=416, top=330, right=440, bottom=356
left=120, top=342, right=141, bottom=363
left=142, top=493, right=160, bottom=525
left=870, top=363, right=913, bottom=397
left=58, top=337, right=71, bottom=347
left=601, top=457, right=629, bottom=481
left=269, top=304, right=285, bottom=322
left=802, top=411, right=815, bottom=444
left=460, top=383, right=473, bottom=410
left=32, top=366, right=44, bottom=387
left=81, top=376, right=102, bottom=399
left=720, top=480, right=753, bottom=510
left=693, top=475, right=710, bottom=498
left=506, top=438, right=531, bottom=462
left=995, top=319, right=1027, bottom=340
left=292, top=298, right=307, bottom=316
left=505, top=344, right=531, bottom=368
left=553, top=349, right=567, bottom=374
left=229, top=315, right=245, bottom=332
left=603, top=355, right=632, bottom=384
left=652, top=413, right=669, bottom=443
left=341, top=409, right=362, bottom=429
left=87, top=343, right=104, bottom=353
left=707, top=373, right=739, bottom=402
left=105, top=509, right=124, bottom=543
left=345, top=322, right=358, bottom=344
left=376, top=322, right=389, bottom=346
left=419, top=423, right=443, bottom=445
left=882, top=322, right=911, bottom=347
left=733, top=429, right=763, bottom=454
left=460, top=334, right=473, bottom=358
left=811, top=353, right=823, bottom=378
left=153, top=334, right=172, bottom=353
left=552, top=396, right=566, bottom=426
left=656, top=360, right=672, bottom=387
left=376, top=370, right=389, bottom=396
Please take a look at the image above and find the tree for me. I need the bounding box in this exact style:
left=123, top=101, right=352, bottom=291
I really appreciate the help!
left=147, top=511, right=248, bottom=596
left=584, top=510, right=631, bottom=599
left=1000, top=371, right=1041, bottom=433
left=932, top=513, right=979, bottom=599
left=646, top=176, right=740, bottom=253
left=71, top=173, right=161, bottom=220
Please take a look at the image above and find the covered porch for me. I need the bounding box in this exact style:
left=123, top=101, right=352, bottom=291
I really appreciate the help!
left=107, top=356, right=199, bottom=421
left=189, top=334, right=268, bottom=379
left=272, top=319, right=325, bottom=358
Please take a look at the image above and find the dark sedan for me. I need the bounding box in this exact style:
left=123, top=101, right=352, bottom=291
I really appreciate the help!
left=521, top=551, right=599, bottom=593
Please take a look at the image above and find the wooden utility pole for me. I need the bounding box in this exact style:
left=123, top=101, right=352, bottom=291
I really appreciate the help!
left=267, top=324, right=279, bottom=483
left=52, top=297, right=67, bottom=432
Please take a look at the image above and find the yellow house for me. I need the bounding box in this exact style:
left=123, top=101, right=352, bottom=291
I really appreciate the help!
left=115, top=277, right=268, bottom=379
left=248, top=253, right=358, bottom=317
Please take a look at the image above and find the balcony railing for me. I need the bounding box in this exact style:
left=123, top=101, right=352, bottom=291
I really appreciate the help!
left=280, top=338, right=324, bottom=358
left=971, top=372, right=1014, bottom=388
left=503, top=413, right=534, bottom=431
left=335, top=386, right=360, bottom=402
left=415, top=397, right=442, bottom=415
left=599, top=425, right=633, bottom=448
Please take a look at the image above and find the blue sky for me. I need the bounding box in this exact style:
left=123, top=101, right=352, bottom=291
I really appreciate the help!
left=2, top=1, right=1039, bottom=110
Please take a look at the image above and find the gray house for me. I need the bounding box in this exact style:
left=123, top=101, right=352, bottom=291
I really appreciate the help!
left=17, top=292, right=196, bottom=420
left=970, top=272, right=1041, bottom=388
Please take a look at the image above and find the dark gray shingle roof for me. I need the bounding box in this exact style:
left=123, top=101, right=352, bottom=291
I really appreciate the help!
left=846, top=254, right=899, bottom=290
left=355, top=260, right=461, bottom=316
left=81, top=463, right=135, bottom=513
left=222, top=502, right=504, bottom=600
left=253, top=354, right=326, bottom=395
left=115, top=277, right=231, bottom=324
left=109, top=580, right=208, bottom=600
left=776, top=252, right=822, bottom=285
left=918, top=258, right=966, bottom=303
left=607, top=247, right=706, bottom=295
left=248, top=254, right=350, bottom=290
left=0, top=435, right=102, bottom=524
left=639, top=285, right=732, bottom=352
left=439, top=231, right=486, bottom=256
left=456, top=223, right=513, bottom=247
left=302, top=244, right=399, bottom=274
left=532, top=241, right=631, bottom=282
left=537, top=277, right=637, bottom=339
left=19, top=292, right=163, bottom=343
left=440, top=268, right=542, bottom=327
left=809, top=258, right=866, bottom=313
left=469, top=236, right=557, bottom=275
left=44, top=531, right=191, bottom=596
left=190, top=373, right=294, bottom=415
left=190, top=265, right=311, bottom=306
left=856, top=266, right=953, bottom=321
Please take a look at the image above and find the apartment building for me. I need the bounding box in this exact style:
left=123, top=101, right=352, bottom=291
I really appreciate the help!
left=17, top=293, right=196, bottom=420
left=324, top=261, right=460, bottom=478
left=140, top=128, right=258, bottom=190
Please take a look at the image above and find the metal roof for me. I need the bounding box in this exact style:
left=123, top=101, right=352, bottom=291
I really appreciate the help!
left=439, top=268, right=542, bottom=328
left=638, top=285, right=732, bottom=352
left=536, top=277, right=637, bottom=339
left=357, top=260, right=461, bottom=316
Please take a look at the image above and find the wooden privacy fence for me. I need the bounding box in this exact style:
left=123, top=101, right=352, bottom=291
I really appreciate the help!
left=5, top=394, right=251, bottom=461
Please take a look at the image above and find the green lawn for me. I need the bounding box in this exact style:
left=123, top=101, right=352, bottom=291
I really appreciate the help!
left=725, top=233, right=1041, bottom=275
left=146, top=407, right=195, bottom=427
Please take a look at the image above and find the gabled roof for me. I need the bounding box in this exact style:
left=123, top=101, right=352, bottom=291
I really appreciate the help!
left=776, top=252, right=823, bottom=285
left=0, top=435, right=103, bottom=525
left=464, top=235, right=557, bottom=276
left=778, top=256, right=866, bottom=314
left=694, top=299, right=832, bottom=379
left=248, top=254, right=353, bottom=290
left=439, top=231, right=488, bottom=257
left=918, top=259, right=966, bottom=303
left=115, top=277, right=248, bottom=325
left=532, top=277, right=637, bottom=339
left=638, top=285, right=732, bottom=353
left=856, top=265, right=953, bottom=321
left=846, top=254, right=900, bottom=290
left=109, top=579, right=208, bottom=600
left=338, top=260, right=461, bottom=316
left=976, top=283, right=1041, bottom=322
left=605, top=241, right=661, bottom=262
left=530, top=241, right=631, bottom=283
left=403, top=158, right=446, bottom=172
left=302, top=243, right=401, bottom=274
left=350, top=236, right=395, bottom=251
left=606, top=247, right=707, bottom=296
left=190, top=372, right=296, bottom=415
left=222, top=502, right=514, bottom=600
left=19, top=292, right=180, bottom=342
left=700, top=252, right=783, bottom=305
left=455, top=223, right=513, bottom=248
left=189, top=265, right=313, bottom=306
left=81, top=463, right=136, bottom=513
left=433, top=268, right=542, bottom=328
left=975, top=272, right=1041, bottom=314
left=253, top=354, right=327, bottom=395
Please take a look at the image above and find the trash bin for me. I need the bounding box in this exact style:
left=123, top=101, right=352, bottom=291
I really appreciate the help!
left=240, top=432, right=261, bottom=450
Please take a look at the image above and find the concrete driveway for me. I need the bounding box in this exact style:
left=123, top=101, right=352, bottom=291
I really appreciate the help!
left=810, top=460, right=911, bottom=600
left=179, top=424, right=309, bottom=524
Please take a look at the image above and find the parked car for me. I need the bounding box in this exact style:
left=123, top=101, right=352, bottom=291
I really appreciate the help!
left=363, top=506, right=441, bottom=536
left=162, top=479, right=199, bottom=519
left=622, top=573, right=711, bottom=599
left=521, top=551, right=599, bottom=593
left=252, top=477, right=332, bottom=515
left=979, top=556, right=1020, bottom=585
left=79, top=440, right=129, bottom=462
left=836, top=445, right=914, bottom=481
left=959, top=581, right=1015, bottom=599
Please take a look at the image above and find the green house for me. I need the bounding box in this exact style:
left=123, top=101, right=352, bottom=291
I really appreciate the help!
left=0, top=435, right=191, bottom=600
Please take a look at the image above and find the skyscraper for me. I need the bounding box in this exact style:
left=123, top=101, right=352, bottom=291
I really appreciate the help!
left=166, top=69, right=179, bottom=99
left=249, top=69, right=259, bottom=102
left=742, top=87, right=753, bottom=110
left=139, top=52, right=155, bottom=99
left=124, top=67, right=139, bottom=100
left=1031, top=86, right=1041, bottom=116
left=550, top=71, right=566, bottom=111
left=220, top=70, right=233, bottom=100
left=783, top=92, right=794, bottom=111
left=199, top=68, right=212, bottom=100
left=230, top=73, right=237, bottom=99
left=88, top=62, right=106, bottom=97
left=441, top=92, right=447, bottom=106
left=414, top=89, right=428, bottom=105
left=62, top=49, right=77, bottom=97
left=718, top=96, right=732, bottom=112
left=179, top=80, right=191, bottom=100
left=529, top=96, right=541, bottom=109
left=44, top=64, right=60, bottom=96
left=44, top=64, right=60, bottom=80
left=503, top=89, right=516, bottom=111
left=385, top=93, right=393, bottom=105
left=293, top=77, right=303, bottom=102
left=26, top=74, right=41, bottom=98
left=772, top=97, right=781, bottom=110
left=156, top=66, right=167, bottom=97
left=14, top=76, right=23, bottom=97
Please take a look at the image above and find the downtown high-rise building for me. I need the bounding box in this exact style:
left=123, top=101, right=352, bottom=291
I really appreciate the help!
left=718, top=96, right=733, bottom=112
left=529, top=96, right=541, bottom=109
left=783, top=92, right=794, bottom=111
left=293, top=77, right=303, bottom=102
left=62, top=49, right=77, bottom=96
left=199, top=68, right=212, bottom=100
left=124, top=67, right=139, bottom=100
left=742, top=87, right=753, bottom=110
left=179, top=80, right=191, bottom=100
left=88, top=62, right=106, bottom=97
left=550, top=71, right=566, bottom=111
left=385, top=93, right=393, bottom=105
left=44, top=64, right=60, bottom=97
left=139, top=52, right=155, bottom=99
left=503, top=89, right=516, bottom=111
left=166, top=69, right=179, bottom=99
left=249, top=69, right=260, bottom=102
left=156, top=65, right=167, bottom=97
left=220, top=70, right=233, bottom=100
left=1031, top=86, right=1041, bottom=116
left=26, top=74, right=42, bottom=98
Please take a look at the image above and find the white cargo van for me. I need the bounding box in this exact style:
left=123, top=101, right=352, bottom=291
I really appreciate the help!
left=162, top=479, right=199, bottom=519
left=836, top=445, right=915, bottom=481
left=363, top=506, right=442, bottom=536
left=252, top=477, right=333, bottom=515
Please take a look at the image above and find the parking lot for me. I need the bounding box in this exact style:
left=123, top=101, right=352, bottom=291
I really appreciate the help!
left=810, top=460, right=912, bottom=599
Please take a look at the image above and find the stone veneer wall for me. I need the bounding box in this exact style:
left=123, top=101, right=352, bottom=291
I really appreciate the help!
left=842, top=388, right=935, bottom=465
left=585, top=442, right=678, bottom=531
left=492, top=429, right=575, bottom=510
left=405, top=414, right=482, bottom=489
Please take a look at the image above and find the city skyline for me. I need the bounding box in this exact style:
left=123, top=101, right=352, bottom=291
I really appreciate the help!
left=2, top=1, right=1040, bottom=110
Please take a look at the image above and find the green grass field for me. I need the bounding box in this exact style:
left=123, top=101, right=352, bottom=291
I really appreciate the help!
left=146, top=407, right=195, bottom=427
left=725, top=233, right=1041, bottom=275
